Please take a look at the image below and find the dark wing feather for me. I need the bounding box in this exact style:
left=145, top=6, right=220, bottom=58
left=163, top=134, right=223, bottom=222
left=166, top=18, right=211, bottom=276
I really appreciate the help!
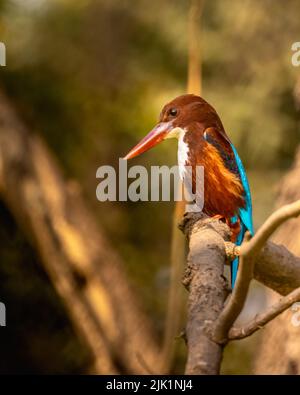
left=203, top=127, right=239, bottom=177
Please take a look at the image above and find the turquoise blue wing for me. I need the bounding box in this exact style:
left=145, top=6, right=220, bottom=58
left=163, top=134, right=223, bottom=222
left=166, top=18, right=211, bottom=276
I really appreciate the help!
left=230, top=142, right=254, bottom=287
left=230, top=142, right=254, bottom=237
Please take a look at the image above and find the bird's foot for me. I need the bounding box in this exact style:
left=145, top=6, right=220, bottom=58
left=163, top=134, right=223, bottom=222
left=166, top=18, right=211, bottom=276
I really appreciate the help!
left=211, top=215, right=241, bottom=242
left=212, top=215, right=241, bottom=242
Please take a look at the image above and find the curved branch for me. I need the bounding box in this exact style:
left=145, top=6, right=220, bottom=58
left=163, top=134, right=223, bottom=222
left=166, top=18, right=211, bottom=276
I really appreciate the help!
left=224, top=240, right=300, bottom=296
left=242, top=200, right=300, bottom=257
left=213, top=232, right=254, bottom=344
left=213, top=200, right=300, bottom=344
left=229, top=285, right=300, bottom=340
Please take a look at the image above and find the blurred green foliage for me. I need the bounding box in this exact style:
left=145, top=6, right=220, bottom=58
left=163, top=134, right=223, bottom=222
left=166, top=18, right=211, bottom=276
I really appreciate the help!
left=0, top=0, right=299, bottom=374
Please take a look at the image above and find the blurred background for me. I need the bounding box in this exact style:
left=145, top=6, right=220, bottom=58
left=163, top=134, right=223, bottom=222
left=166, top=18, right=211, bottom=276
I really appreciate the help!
left=0, top=0, right=299, bottom=374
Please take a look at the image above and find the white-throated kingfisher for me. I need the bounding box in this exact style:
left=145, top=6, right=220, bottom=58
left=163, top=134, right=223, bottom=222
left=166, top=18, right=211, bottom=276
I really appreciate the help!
left=124, top=94, right=254, bottom=287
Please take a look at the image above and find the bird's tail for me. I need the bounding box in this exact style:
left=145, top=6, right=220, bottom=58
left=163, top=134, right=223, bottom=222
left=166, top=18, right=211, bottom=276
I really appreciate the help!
left=231, top=257, right=239, bottom=289
left=231, top=221, right=247, bottom=288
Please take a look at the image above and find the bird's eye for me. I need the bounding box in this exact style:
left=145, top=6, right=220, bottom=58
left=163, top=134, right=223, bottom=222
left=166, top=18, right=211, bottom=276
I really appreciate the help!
left=169, top=108, right=177, bottom=117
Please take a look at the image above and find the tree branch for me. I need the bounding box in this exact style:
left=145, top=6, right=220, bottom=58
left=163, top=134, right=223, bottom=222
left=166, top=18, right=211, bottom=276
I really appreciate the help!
left=180, top=213, right=230, bottom=374
left=224, top=239, right=300, bottom=295
left=181, top=200, right=300, bottom=374
left=241, top=200, right=300, bottom=257
left=213, top=200, right=300, bottom=344
left=254, top=241, right=300, bottom=295
left=213, top=232, right=254, bottom=344
left=229, top=285, right=300, bottom=340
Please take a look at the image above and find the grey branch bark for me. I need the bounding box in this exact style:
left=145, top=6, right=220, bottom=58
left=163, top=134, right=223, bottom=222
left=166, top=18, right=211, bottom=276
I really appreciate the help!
left=181, top=201, right=300, bottom=374
left=225, top=239, right=300, bottom=296
left=254, top=241, right=300, bottom=295
left=180, top=213, right=230, bottom=374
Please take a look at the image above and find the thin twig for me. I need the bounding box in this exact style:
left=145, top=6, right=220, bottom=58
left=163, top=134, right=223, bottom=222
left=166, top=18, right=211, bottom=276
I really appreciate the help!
left=213, top=232, right=254, bottom=344
left=229, top=285, right=300, bottom=340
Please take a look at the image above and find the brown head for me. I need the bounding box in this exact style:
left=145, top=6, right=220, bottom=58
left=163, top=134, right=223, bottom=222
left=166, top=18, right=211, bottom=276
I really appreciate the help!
left=123, top=94, right=226, bottom=159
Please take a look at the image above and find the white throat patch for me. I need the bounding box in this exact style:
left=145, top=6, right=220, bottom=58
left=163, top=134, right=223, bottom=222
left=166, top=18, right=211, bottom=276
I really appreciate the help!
left=165, top=127, right=189, bottom=180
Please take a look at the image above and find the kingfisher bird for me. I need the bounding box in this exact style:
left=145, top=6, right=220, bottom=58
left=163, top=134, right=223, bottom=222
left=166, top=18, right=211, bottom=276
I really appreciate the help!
left=124, top=94, right=254, bottom=287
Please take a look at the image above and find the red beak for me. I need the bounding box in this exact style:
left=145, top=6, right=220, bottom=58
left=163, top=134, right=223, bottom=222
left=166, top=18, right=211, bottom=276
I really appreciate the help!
left=123, top=121, right=173, bottom=160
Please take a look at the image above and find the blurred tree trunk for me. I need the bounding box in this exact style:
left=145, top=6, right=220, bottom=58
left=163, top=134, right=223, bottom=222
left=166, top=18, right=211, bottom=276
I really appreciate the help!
left=0, top=91, right=161, bottom=374
left=254, top=149, right=300, bottom=374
